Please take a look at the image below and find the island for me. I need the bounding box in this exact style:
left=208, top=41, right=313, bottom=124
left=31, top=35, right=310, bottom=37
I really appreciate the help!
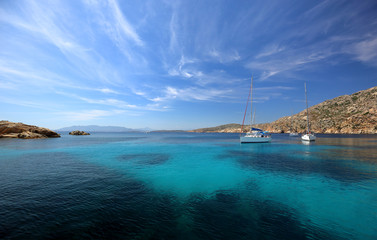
left=0, top=121, right=61, bottom=139
left=69, top=130, right=90, bottom=135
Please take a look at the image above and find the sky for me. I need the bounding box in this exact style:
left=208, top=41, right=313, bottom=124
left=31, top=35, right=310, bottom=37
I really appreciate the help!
left=1, top=0, right=377, bottom=130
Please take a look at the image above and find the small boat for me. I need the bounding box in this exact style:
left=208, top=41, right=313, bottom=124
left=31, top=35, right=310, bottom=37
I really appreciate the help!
left=240, top=76, right=271, bottom=143
left=301, top=82, right=316, bottom=141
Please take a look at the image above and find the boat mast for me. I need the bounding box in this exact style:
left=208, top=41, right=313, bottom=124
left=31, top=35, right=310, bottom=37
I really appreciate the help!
left=305, top=82, right=310, bottom=133
left=253, top=109, right=256, bottom=126
left=250, top=76, right=253, bottom=131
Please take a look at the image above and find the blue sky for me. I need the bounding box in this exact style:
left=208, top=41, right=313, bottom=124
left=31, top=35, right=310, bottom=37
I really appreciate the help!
left=1, top=0, right=377, bottom=130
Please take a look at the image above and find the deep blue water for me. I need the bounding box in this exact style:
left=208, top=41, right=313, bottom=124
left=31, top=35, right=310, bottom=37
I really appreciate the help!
left=1, top=132, right=377, bottom=239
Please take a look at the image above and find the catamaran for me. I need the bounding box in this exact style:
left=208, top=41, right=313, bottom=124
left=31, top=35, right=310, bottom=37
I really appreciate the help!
left=240, top=76, right=271, bottom=143
left=301, top=82, right=316, bottom=141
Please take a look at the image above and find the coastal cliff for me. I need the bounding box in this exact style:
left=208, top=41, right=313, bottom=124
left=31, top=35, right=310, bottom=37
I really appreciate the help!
left=190, top=86, right=377, bottom=134
left=0, top=121, right=61, bottom=139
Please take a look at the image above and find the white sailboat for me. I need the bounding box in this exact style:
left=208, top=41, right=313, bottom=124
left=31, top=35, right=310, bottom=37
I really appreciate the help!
left=301, top=82, right=316, bottom=141
left=240, top=76, right=271, bottom=143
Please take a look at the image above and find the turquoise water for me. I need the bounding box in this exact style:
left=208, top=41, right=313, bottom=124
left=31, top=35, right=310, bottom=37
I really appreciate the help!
left=1, top=132, right=377, bottom=239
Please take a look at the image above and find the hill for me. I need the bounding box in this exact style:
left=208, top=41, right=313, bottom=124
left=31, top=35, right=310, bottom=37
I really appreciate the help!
left=190, top=86, right=377, bottom=134
left=188, top=124, right=245, bottom=133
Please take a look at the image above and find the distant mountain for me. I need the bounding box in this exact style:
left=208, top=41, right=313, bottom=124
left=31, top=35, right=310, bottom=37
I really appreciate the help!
left=190, top=86, right=377, bottom=134
left=188, top=124, right=244, bottom=133
left=56, top=125, right=145, bottom=132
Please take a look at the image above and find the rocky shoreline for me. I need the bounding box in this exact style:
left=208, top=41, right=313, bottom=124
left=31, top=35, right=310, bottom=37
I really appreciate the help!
left=191, top=86, right=377, bottom=134
left=0, top=121, right=60, bottom=139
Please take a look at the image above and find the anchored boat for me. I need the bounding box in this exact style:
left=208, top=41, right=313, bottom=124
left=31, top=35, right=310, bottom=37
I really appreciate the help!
left=240, top=76, right=271, bottom=143
left=301, top=82, right=316, bottom=141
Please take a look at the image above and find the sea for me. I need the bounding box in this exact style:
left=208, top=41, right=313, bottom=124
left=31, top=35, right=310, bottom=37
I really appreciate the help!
left=1, top=132, right=377, bottom=240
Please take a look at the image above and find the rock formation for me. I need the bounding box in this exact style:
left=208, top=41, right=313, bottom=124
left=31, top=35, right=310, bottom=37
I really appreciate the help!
left=0, top=121, right=61, bottom=139
left=258, top=86, right=377, bottom=134
left=69, top=130, right=90, bottom=135
left=190, top=86, right=377, bottom=134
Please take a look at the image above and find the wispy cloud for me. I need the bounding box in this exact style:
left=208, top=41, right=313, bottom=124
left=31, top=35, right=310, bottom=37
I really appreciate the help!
left=255, top=44, right=285, bottom=59
left=55, top=90, right=169, bottom=112
left=58, top=109, right=125, bottom=121
left=1, top=0, right=377, bottom=129
left=245, top=0, right=377, bottom=80
left=151, top=86, right=232, bottom=102
left=208, top=49, right=241, bottom=63
left=107, top=0, right=143, bottom=46
left=0, top=96, right=60, bottom=111
left=0, top=1, right=126, bottom=87
left=79, top=97, right=137, bottom=109
left=247, top=48, right=333, bottom=81
left=167, top=55, right=198, bottom=78
left=82, top=0, right=144, bottom=63
left=346, top=36, right=377, bottom=65
left=0, top=63, right=67, bottom=87
left=97, top=88, right=120, bottom=94
left=168, top=7, right=179, bottom=53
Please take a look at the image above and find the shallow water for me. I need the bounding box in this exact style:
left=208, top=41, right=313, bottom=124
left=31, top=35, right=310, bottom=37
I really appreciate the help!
left=1, top=132, right=376, bottom=239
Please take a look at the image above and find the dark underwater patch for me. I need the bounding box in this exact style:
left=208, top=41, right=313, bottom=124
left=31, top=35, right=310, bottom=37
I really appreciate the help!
left=227, top=150, right=376, bottom=182
left=0, top=151, right=181, bottom=239
left=118, top=153, right=170, bottom=165
left=184, top=192, right=345, bottom=240
left=253, top=200, right=348, bottom=240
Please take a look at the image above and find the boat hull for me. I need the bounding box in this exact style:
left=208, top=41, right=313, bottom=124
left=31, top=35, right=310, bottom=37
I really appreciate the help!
left=301, top=134, right=316, bottom=141
left=240, top=136, right=271, bottom=143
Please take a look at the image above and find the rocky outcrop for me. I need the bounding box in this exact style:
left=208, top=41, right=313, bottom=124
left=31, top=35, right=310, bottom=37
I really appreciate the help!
left=69, top=130, right=90, bottom=135
left=257, top=86, right=377, bottom=134
left=17, top=131, right=46, bottom=139
left=190, top=86, right=377, bottom=134
left=0, top=121, right=61, bottom=138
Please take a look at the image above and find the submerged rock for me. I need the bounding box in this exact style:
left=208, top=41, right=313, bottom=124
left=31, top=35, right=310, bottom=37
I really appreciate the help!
left=0, top=121, right=60, bottom=139
left=69, top=130, right=90, bottom=135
